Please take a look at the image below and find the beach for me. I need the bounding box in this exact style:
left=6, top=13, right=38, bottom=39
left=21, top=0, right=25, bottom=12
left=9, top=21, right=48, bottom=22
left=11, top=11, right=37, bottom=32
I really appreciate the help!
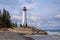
left=24, top=35, right=60, bottom=40
left=0, top=31, right=33, bottom=40
left=0, top=31, right=60, bottom=40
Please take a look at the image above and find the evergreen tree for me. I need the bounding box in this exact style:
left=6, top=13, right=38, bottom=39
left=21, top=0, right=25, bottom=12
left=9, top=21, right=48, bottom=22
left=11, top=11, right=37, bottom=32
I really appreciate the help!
left=6, top=10, right=12, bottom=28
left=0, top=8, right=16, bottom=28
left=2, top=9, right=7, bottom=27
left=11, top=23, right=17, bottom=28
left=2, top=9, right=12, bottom=28
left=0, top=10, right=1, bottom=19
left=0, top=10, right=1, bottom=18
left=0, top=10, right=1, bottom=16
left=0, top=10, right=2, bottom=27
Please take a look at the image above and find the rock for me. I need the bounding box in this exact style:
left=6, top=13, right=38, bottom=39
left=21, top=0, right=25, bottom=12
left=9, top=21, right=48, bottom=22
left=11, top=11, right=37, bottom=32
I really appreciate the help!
left=0, top=27, right=47, bottom=35
left=0, top=31, right=33, bottom=40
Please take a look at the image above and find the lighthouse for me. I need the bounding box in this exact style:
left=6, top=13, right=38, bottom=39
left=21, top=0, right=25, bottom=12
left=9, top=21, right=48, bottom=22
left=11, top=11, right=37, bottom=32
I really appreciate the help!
left=22, top=6, right=27, bottom=27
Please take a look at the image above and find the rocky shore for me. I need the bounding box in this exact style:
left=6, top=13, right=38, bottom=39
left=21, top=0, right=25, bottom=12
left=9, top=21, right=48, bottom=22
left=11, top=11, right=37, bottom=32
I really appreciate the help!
left=0, top=31, right=60, bottom=40
left=0, top=28, right=47, bottom=40
left=8, top=27, right=47, bottom=35
left=0, top=31, right=33, bottom=40
left=24, top=35, right=60, bottom=40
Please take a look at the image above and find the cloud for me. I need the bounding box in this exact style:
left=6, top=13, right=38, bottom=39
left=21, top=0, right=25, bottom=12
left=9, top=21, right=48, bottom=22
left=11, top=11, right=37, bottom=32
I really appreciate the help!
left=27, top=13, right=40, bottom=22
left=13, top=10, right=20, bottom=15
left=30, top=15, right=39, bottom=20
left=11, top=15, right=22, bottom=20
left=54, top=14, right=60, bottom=19
left=21, top=1, right=39, bottom=10
left=17, top=0, right=26, bottom=4
left=0, top=0, right=17, bottom=5
left=11, top=13, right=40, bottom=22
left=42, top=21, right=60, bottom=27
left=18, top=0, right=36, bottom=4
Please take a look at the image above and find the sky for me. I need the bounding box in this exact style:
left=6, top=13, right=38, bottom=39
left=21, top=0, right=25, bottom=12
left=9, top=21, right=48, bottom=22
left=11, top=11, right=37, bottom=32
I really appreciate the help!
left=0, top=0, right=60, bottom=30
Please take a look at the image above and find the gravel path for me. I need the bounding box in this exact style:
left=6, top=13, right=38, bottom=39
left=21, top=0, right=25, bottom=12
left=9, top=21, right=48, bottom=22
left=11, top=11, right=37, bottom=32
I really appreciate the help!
left=24, top=35, right=60, bottom=40
left=0, top=32, right=33, bottom=40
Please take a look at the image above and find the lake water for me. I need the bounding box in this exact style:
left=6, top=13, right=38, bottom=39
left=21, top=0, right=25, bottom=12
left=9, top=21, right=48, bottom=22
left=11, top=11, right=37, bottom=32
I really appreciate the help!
left=24, top=35, right=60, bottom=40
left=44, top=30, right=60, bottom=35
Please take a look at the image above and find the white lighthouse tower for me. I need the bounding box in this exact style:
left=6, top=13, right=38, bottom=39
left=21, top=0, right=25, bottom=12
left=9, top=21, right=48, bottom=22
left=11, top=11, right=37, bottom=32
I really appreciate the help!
left=22, top=6, right=27, bottom=27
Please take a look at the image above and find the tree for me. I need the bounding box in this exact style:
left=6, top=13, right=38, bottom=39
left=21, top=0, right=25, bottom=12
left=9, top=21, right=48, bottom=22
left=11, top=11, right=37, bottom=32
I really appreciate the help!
left=0, top=9, right=1, bottom=19
left=0, top=10, right=1, bottom=20
left=0, top=10, right=3, bottom=28
left=6, top=10, right=12, bottom=28
left=11, top=23, right=17, bottom=28
left=0, top=8, right=17, bottom=28
left=0, top=10, right=1, bottom=16
left=2, top=9, right=12, bottom=28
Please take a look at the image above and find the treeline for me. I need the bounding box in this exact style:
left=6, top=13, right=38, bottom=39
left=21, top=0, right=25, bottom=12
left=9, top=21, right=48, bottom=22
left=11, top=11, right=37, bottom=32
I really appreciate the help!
left=0, top=9, right=17, bottom=28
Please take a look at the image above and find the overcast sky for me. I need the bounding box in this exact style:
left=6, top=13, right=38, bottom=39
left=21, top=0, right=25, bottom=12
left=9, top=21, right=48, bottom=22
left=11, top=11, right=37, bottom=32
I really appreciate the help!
left=0, top=0, right=60, bottom=30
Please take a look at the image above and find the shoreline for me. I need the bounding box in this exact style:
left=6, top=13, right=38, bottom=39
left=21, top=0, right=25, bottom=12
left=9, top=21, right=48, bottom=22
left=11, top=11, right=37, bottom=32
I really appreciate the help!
left=0, top=31, right=34, bottom=40
left=24, top=35, right=60, bottom=40
left=0, top=31, right=60, bottom=40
